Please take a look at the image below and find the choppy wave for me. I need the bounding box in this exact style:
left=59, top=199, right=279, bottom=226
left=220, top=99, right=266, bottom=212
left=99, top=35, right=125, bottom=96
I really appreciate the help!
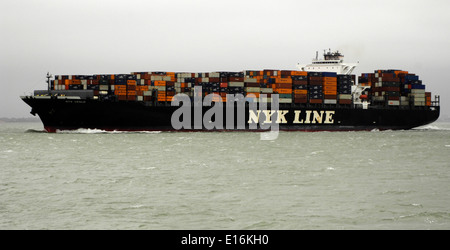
left=56, top=128, right=162, bottom=134
left=25, top=129, right=47, bottom=133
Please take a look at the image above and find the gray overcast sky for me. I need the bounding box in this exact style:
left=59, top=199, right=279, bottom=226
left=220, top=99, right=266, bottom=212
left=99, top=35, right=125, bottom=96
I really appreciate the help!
left=1, top=0, right=449, bottom=118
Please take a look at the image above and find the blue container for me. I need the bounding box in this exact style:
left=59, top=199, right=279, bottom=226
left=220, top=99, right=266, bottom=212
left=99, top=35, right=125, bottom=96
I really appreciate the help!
left=292, top=75, right=307, bottom=80
left=126, top=74, right=137, bottom=80
left=294, top=85, right=308, bottom=90
left=309, top=85, right=323, bottom=90
left=115, top=78, right=126, bottom=85
left=338, top=89, right=352, bottom=94
left=411, top=84, right=426, bottom=89
left=279, top=94, right=292, bottom=98
left=322, top=72, right=337, bottom=77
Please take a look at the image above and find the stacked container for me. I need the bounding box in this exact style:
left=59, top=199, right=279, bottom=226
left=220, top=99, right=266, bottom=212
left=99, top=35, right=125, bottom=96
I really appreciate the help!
left=308, top=72, right=324, bottom=104
left=358, top=70, right=431, bottom=107
left=337, top=74, right=353, bottom=104
left=322, top=72, right=338, bottom=104
left=53, top=70, right=353, bottom=105
left=292, top=72, right=308, bottom=104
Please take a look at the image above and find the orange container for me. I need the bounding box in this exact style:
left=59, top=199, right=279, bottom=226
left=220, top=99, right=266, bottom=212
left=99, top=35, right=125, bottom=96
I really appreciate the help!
left=323, top=81, right=337, bottom=86
left=294, top=89, right=307, bottom=95
left=324, top=85, right=337, bottom=91
left=73, top=79, right=82, bottom=85
left=115, top=85, right=127, bottom=91
left=275, top=78, right=292, bottom=84
left=275, top=83, right=292, bottom=88
left=324, top=90, right=337, bottom=95
left=246, top=92, right=260, bottom=98
left=277, top=88, right=292, bottom=94
left=291, top=71, right=308, bottom=76
left=220, top=82, right=228, bottom=88
left=114, top=90, right=127, bottom=96
left=127, top=80, right=136, bottom=85
left=127, top=90, right=137, bottom=96
left=154, top=81, right=166, bottom=86
left=323, top=77, right=337, bottom=82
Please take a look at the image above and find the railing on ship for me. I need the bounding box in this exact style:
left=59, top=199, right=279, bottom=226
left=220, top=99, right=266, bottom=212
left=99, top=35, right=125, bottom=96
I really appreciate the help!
left=432, top=95, right=440, bottom=107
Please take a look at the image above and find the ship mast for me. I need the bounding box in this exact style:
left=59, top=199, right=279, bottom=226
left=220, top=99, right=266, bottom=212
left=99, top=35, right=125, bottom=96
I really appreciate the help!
left=46, top=72, right=52, bottom=91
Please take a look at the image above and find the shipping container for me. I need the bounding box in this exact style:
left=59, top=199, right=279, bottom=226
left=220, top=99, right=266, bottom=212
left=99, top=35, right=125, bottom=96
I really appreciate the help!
left=339, top=99, right=352, bottom=105
left=229, top=82, right=245, bottom=87
left=309, top=99, right=323, bottom=104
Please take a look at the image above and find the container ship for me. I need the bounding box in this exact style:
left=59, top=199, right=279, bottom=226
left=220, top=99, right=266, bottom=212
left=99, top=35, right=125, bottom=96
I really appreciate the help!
left=21, top=50, right=440, bottom=132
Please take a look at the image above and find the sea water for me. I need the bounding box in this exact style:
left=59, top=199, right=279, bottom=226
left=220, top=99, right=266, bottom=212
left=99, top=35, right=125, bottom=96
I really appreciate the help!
left=0, top=122, right=449, bottom=229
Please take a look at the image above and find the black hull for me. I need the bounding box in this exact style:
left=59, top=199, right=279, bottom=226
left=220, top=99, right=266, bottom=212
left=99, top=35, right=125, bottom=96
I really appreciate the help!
left=22, top=97, right=440, bottom=132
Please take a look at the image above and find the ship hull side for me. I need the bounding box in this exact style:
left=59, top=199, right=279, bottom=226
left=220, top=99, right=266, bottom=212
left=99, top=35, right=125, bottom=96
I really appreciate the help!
left=22, top=97, right=440, bottom=132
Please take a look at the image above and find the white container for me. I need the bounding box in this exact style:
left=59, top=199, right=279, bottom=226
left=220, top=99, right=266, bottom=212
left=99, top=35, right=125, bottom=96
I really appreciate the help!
left=260, top=88, right=273, bottom=94
left=339, top=94, right=352, bottom=100
left=99, top=85, right=109, bottom=91
left=373, top=96, right=384, bottom=101
left=229, top=82, right=244, bottom=87
left=411, top=89, right=425, bottom=94
left=151, top=76, right=163, bottom=81
left=279, top=98, right=292, bottom=103
left=388, top=100, right=400, bottom=106
left=245, top=87, right=260, bottom=92
left=212, top=72, right=220, bottom=78
left=244, top=77, right=258, bottom=83
left=414, top=101, right=425, bottom=106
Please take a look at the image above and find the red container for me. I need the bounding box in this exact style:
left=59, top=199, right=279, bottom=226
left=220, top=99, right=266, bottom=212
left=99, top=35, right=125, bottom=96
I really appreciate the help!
left=309, top=99, right=323, bottom=104
left=229, top=77, right=244, bottom=82
left=293, top=80, right=308, bottom=85
left=245, top=82, right=259, bottom=87
left=339, top=99, right=352, bottom=104
left=294, top=98, right=307, bottom=103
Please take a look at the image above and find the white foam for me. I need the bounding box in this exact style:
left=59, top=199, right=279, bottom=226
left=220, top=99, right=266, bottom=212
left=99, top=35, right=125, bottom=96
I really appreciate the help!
left=414, top=124, right=450, bottom=131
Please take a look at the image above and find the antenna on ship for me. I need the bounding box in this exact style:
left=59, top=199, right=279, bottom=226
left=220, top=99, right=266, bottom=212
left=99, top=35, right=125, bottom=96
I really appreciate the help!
left=46, top=72, right=52, bottom=91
